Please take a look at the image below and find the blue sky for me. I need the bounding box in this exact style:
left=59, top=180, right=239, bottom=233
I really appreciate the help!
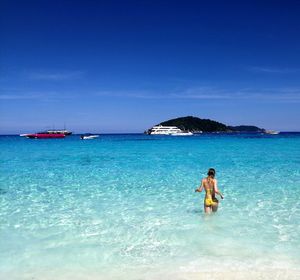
left=1, top=0, right=300, bottom=133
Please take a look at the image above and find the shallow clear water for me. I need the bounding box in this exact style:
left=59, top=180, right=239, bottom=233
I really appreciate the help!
left=1, top=133, right=300, bottom=279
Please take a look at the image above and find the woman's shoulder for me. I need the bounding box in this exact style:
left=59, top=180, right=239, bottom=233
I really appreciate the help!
left=211, top=178, right=217, bottom=184
left=202, top=177, right=209, bottom=184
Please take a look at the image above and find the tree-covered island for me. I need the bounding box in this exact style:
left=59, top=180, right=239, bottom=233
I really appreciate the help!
left=151, top=116, right=265, bottom=133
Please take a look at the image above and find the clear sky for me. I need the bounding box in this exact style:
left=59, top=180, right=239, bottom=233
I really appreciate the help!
left=1, top=0, right=300, bottom=133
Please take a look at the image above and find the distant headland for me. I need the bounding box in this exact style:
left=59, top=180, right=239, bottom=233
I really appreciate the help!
left=154, top=116, right=265, bottom=133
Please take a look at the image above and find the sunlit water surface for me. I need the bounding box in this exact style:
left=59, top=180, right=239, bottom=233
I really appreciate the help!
left=1, top=133, right=300, bottom=279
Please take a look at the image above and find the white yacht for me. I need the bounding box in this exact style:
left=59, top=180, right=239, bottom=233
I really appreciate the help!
left=147, top=125, right=193, bottom=136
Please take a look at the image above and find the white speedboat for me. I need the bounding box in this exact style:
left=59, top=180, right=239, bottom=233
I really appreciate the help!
left=147, top=125, right=193, bottom=136
left=265, top=130, right=280, bottom=135
left=80, top=134, right=99, bottom=140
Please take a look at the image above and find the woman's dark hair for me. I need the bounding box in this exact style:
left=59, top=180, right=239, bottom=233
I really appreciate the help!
left=207, top=168, right=216, bottom=177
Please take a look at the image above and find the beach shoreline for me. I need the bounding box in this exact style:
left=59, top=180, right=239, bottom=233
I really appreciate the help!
left=2, top=268, right=300, bottom=280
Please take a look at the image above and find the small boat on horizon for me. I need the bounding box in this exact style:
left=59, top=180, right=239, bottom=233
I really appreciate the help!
left=20, top=127, right=72, bottom=139
left=46, top=129, right=72, bottom=135
left=80, top=133, right=99, bottom=140
left=20, top=131, right=66, bottom=139
left=265, top=130, right=280, bottom=135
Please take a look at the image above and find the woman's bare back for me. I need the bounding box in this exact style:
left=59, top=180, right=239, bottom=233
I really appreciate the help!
left=195, top=169, right=223, bottom=214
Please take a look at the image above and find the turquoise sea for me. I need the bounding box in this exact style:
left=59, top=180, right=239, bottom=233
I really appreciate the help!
left=1, top=133, right=300, bottom=280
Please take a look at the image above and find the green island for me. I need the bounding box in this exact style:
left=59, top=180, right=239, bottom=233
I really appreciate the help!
left=158, top=116, right=265, bottom=133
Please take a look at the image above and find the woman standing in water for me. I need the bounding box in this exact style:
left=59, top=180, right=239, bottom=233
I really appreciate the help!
left=195, top=168, right=224, bottom=213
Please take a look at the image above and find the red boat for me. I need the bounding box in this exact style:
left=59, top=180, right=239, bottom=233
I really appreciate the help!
left=21, top=132, right=66, bottom=139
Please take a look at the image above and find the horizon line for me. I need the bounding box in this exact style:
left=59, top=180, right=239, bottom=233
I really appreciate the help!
left=1, top=131, right=300, bottom=136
